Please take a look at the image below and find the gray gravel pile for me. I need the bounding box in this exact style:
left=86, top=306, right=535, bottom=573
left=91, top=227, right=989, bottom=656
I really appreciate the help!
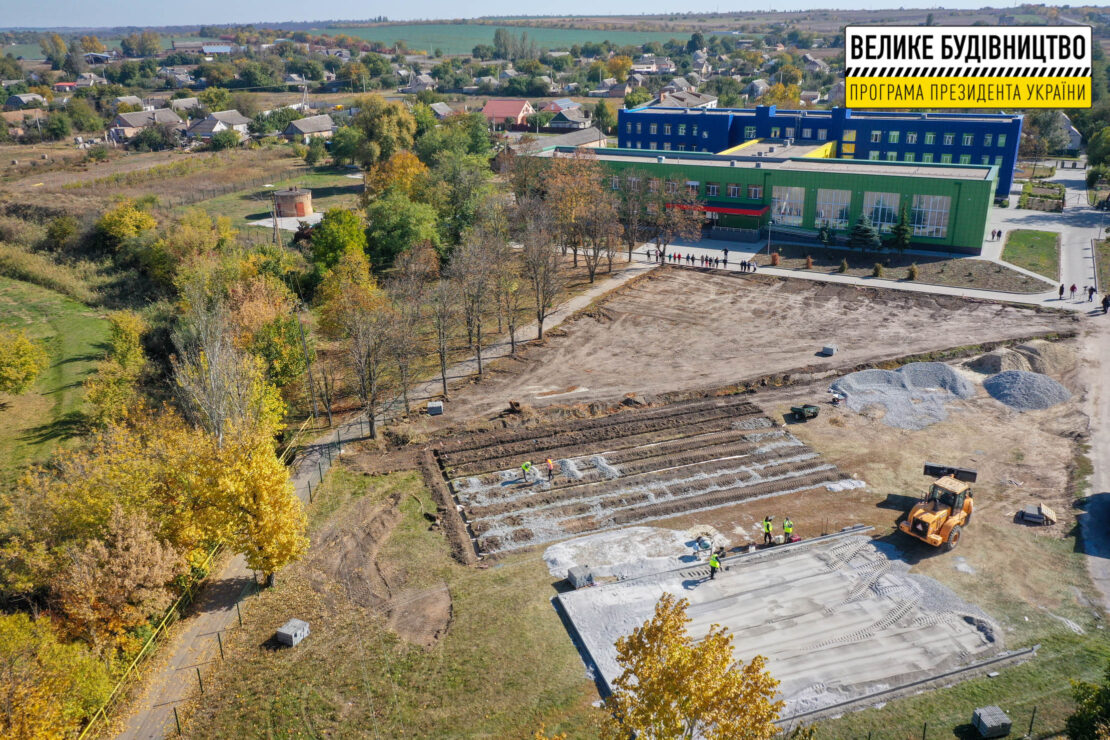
left=982, top=370, right=1071, bottom=411
left=830, top=362, right=975, bottom=431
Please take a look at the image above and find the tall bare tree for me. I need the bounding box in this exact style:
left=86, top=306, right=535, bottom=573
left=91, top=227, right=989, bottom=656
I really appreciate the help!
left=649, top=182, right=705, bottom=257
left=448, top=239, right=494, bottom=376
left=385, top=243, right=436, bottom=417
left=516, top=196, right=565, bottom=341
left=428, top=278, right=459, bottom=397
left=581, top=189, right=620, bottom=283
left=616, top=168, right=652, bottom=262
left=546, top=149, right=605, bottom=268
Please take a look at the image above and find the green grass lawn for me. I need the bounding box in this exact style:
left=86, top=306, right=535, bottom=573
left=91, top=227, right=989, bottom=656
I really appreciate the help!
left=1096, top=240, right=1110, bottom=295
left=191, top=167, right=364, bottom=231
left=1001, top=229, right=1060, bottom=281
left=0, top=276, right=108, bottom=484
left=182, top=468, right=599, bottom=739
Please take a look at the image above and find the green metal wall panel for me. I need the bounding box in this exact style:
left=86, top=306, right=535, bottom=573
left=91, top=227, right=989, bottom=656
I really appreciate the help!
left=599, top=156, right=994, bottom=252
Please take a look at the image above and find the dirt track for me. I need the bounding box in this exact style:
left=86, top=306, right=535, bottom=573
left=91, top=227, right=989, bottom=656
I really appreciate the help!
left=440, top=269, right=1076, bottom=420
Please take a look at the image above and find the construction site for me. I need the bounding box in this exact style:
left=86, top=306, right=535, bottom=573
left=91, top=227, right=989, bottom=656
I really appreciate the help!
left=184, top=265, right=1106, bottom=738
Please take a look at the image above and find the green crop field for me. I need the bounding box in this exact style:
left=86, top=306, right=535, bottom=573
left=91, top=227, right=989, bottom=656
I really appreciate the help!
left=319, top=23, right=685, bottom=55
left=3, top=36, right=222, bottom=60
left=0, top=276, right=108, bottom=484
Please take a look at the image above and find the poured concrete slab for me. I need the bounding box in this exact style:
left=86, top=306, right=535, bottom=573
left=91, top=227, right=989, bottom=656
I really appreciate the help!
left=557, top=533, right=1001, bottom=717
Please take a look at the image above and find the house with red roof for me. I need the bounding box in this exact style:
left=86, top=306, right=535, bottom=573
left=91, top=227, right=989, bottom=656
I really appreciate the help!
left=481, top=99, right=535, bottom=129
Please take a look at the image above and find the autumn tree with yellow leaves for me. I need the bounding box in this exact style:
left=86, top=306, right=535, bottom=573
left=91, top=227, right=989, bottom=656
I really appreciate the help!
left=83, top=311, right=147, bottom=427
left=601, top=593, right=783, bottom=740
left=0, top=328, right=49, bottom=396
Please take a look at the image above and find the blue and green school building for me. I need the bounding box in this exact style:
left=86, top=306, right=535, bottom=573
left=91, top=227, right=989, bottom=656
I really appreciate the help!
left=557, top=105, right=1020, bottom=254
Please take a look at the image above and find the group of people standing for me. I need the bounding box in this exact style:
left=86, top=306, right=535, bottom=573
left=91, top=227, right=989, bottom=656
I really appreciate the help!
left=652, top=248, right=759, bottom=273
left=1058, top=283, right=1110, bottom=312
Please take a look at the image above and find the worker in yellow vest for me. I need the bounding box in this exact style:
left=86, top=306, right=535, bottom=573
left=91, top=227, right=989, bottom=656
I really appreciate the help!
left=783, top=516, right=794, bottom=540
left=709, top=552, right=720, bottom=580
left=762, top=516, right=774, bottom=545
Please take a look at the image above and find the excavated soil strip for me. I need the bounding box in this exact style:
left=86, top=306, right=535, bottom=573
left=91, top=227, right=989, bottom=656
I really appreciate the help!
left=421, top=450, right=479, bottom=565
left=456, top=430, right=781, bottom=495
left=444, top=409, right=766, bottom=476
left=435, top=394, right=759, bottom=455
left=460, top=444, right=819, bottom=519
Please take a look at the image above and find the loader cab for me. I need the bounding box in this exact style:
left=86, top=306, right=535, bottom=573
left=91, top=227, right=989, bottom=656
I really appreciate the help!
left=927, top=476, right=970, bottom=514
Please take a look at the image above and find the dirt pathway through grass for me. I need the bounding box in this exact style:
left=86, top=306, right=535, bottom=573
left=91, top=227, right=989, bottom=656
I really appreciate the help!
left=112, top=255, right=658, bottom=739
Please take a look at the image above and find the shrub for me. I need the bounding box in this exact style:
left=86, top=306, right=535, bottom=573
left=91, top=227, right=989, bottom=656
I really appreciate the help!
left=208, top=130, right=241, bottom=151
left=804, top=255, right=813, bottom=269
left=291, top=143, right=308, bottom=158
left=0, top=215, right=46, bottom=247
left=770, top=252, right=781, bottom=266
left=85, top=145, right=108, bottom=162
left=838, top=258, right=848, bottom=273
left=0, top=243, right=99, bottom=303
left=872, top=262, right=883, bottom=278
left=907, top=263, right=918, bottom=281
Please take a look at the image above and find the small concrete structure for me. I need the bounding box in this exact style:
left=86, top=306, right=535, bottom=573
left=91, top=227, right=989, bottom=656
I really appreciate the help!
left=567, top=565, right=595, bottom=589
left=273, top=187, right=313, bottom=219
left=276, top=618, right=310, bottom=646
left=972, top=705, right=1011, bottom=738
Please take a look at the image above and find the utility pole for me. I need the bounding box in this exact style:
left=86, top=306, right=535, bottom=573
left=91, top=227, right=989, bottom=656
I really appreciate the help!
left=270, top=190, right=282, bottom=247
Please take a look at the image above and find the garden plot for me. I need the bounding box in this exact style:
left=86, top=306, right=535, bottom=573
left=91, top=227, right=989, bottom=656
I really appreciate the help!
left=436, top=396, right=851, bottom=556
left=558, top=534, right=1004, bottom=717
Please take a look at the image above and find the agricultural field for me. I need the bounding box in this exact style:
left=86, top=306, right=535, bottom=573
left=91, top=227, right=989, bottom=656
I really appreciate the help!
left=317, top=23, right=685, bottom=55
left=0, top=276, right=107, bottom=484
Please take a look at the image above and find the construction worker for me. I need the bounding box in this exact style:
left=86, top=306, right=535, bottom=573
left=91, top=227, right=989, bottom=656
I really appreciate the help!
left=546, top=458, right=555, bottom=482
left=762, top=516, right=774, bottom=545
left=521, top=461, right=533, bottom=482
left=708, top=551, right=720, bottom=580
left=783, top=516, right=794, bottom=540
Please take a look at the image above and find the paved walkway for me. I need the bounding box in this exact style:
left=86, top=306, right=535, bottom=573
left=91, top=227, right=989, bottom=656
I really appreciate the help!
left=1079, top=320, right=1110, bottom=614
left=112, top=257, right=656, bottom=739
left=640, top=240, right=1087, bottom=312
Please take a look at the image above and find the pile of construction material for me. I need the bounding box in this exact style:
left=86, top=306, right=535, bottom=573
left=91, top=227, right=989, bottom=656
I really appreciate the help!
left=829, top=362, right=975, bottom=430
left=983, top=370, right=1071, bottom=411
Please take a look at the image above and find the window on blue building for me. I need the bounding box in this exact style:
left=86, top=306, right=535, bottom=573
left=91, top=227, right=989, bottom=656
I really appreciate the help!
left=664, top=124, right=671, bottom=135
left=636, top=123, right=642, bottom=134
left=904, top=152, right=915, bottom=162
left=925, top=132, right=936, bottom=145
left=786, top=128, right=795, bottom=138
left=869, top=151, right=881, bottom=160
left=907, top=132, right=918, bottom=144
left=649, top=142, right=657, bottom=150
left=744, top=126, right=756, bottom=138
left=984, top=133, right=992, bottom=146
left=771, top=127, right=780, bottom=137
left=803, top=128, right=813, bottom=138
left=870, top=131, right=882, bottom=143
left=886, top=152, right=898, bottom=161
left=678, top=124, right=686, bottom=136
left=650, top=123, right=657, bottom=135
left=981, top=156, right=989, bottom=165
left=994, top=156, right=1002, bottom=165
left=922, top=153, right=934, bottom=163
left=818, top=129, right=827, bottom=140
left=912, top=195, right=950, bottom=238
left=692, top=125, right=698, bottom=136
left=962, top=133, right=974, bottom=146
left=997, top=134, right=1007, bottom=147
left=678, top=144, right=685, bottom=151
left=940, top=153, right=952, bottom=163
left=663, top=142, right=671, bottom=150
left=843, top=130, right=857, bottom=142
left=943, top=134, right=954, bottom=146
left=626, top=123, right=632, bottom=134
left=959, top=154, right=971, bottom=164
left=889, top=131, right=900, bottom=144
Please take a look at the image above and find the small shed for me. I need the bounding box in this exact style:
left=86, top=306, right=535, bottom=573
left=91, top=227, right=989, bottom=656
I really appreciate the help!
left=275, top=618, right=310, bottom=646
left=273, top=187, right=313, bottom=218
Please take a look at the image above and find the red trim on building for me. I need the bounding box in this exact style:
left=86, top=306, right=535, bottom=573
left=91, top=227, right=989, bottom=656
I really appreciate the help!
left=667, top=203, right=769, bottom=216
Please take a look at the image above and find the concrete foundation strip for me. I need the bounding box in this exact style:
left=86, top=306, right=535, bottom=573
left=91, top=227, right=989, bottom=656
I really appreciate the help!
left=780, top=644, right=1038, bottom=726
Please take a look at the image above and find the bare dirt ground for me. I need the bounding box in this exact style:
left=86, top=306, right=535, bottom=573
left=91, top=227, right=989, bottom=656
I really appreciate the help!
left=434, top=269, right=1077, bottom=422
left=303, top=484, right=452, bottom=647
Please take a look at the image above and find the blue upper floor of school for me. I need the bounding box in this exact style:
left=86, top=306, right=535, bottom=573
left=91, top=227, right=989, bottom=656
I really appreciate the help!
left=616, top=105, right=1023, bottom=196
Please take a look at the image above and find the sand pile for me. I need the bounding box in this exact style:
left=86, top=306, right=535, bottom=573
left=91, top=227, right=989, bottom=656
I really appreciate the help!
left=830, top=362, right=975, bottom=430
left=965, top=348, right=1032, bottom=374
left=983, top=370, right=1071, bottom=411
left=1013, top=340, right=1076, bottom=376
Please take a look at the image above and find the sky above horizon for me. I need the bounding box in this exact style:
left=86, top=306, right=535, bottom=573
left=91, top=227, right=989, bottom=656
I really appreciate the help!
left=4, top=0, right=1106, bottom=32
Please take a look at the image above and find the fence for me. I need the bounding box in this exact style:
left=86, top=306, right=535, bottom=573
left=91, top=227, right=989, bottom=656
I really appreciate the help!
left=76, top=545, right=222, bottom=740
left=831, top=704, right=1049, bottom=740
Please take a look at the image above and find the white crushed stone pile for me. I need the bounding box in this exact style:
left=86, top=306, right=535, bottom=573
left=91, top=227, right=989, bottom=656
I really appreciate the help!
left=557, top=535, right=1001, bottom=717
left=983, top=370, right=1071, bottom=411
left=543, top=526, right=694, bottom=581
left=830, top=362, right=975, bottom=430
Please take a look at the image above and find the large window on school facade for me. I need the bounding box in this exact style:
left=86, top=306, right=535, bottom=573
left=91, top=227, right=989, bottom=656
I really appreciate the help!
left=863, top=191, right=899, bottom=233
left=771, top=186, right=805, bottom=226
left=911, top=194, right=950, bottom=238
left=815, top=189, right=851, bottom=229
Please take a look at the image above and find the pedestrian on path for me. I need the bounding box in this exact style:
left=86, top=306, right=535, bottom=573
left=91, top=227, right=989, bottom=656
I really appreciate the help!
left=1071, top=284, right=1078, bottom=300
left=521, top=461, right=533, bottom=483
left=1103, top=294, right=1110, bottom=314
left=708, top=551, right=721, bottom=580
left=722, top=252, right=728, bottom=266
left=1090, top=286, right=1097, bottom=302
left=1060, top=284, right=1066, bottom=300
left=762, top=516, right=774, bottom=545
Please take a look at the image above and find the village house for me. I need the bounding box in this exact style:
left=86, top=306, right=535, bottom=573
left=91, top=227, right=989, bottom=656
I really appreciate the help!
left=283, top=114, right=335, bottom=143
left=399, top=74, right=436, bottom=94
left=548, top=107, right=591, bottom=130
left=745, top=78, right=770, bottom=98
left=801, top=53, right=830, bottom=74
left=186, top=109, right=251, bottom=140
left=108, top=108, right=185, bottom=142
left=168, top=97, right=201, bottom=113
left=661, top=76, right=695, bottom=94
left=481, top=99, right=534, bottom=129
left=541, top=98, right=581, bottom=114
left=429, top=102, right=460, bottom=119
left=76, top=72, right=108, bottom=88
left=4, top=93, right=46, bottom=110
left=115, top=95, right=147, bottom=111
